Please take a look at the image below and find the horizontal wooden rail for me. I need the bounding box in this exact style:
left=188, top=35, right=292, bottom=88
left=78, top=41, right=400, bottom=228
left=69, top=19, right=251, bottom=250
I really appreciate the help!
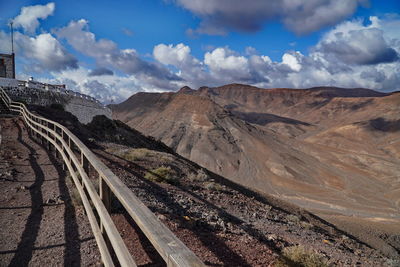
left=0, top=87, right=205, bottom=267
left=0, top=88, right=11, bottom=109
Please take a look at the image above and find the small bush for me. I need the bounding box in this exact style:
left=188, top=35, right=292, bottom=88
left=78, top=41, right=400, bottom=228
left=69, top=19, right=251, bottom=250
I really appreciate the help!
left=123, top=148, right=152, bottom=161
left=300, top=221, right=314, bottom=230
left=204, top=182, right=223, bottom=191
left=275, top=245, right=328, bottom=267
left=286, top=214, right=301, bottom=225
left=188, top=168, right=209, bottom=182
left=145, top=166, right=179, bottom=185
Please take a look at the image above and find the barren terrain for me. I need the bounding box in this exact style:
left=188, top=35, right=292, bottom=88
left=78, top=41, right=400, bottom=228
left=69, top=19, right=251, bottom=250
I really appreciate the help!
left=111, top=84, right=400, bottom=258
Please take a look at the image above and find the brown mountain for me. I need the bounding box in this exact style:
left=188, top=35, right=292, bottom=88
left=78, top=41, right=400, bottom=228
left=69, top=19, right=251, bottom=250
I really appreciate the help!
left=111, top=84, right=400, bottom=255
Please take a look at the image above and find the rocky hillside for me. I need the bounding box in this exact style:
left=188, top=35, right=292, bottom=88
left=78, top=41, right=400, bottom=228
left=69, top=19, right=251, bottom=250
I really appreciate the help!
left=33, top=106, right=397, bottom=265
left=110, top=84, right=400, bottom=258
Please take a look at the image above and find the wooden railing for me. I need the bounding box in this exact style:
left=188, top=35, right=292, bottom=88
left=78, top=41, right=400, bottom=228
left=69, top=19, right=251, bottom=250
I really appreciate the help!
left=0, top=87, right=205, bottom=267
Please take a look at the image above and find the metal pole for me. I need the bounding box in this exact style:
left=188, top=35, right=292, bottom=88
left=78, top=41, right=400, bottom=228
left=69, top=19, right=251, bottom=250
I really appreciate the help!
left=10, top=21, right=14, bottom=54
left=9, top=21, right=16, bottom=79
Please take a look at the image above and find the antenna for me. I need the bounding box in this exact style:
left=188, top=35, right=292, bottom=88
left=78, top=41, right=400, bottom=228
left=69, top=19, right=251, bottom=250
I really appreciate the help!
left=9, top=20, right=16, bottom=78
left=10, top=21, right=14, bottom=54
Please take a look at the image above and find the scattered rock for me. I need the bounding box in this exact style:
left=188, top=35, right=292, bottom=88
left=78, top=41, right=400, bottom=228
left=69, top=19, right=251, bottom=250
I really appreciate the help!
left=46, top=198, right=57, bottom=205
left=17, top=185, right=28, bottom=191
left=157, top=214, right=167, bottom=221
left=56, top=195, right=64, bottom=204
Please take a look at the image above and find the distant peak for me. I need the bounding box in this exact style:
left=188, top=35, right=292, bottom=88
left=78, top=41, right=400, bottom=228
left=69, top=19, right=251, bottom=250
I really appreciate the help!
left=216, top=83, right=260, bottom=90
left=177, top=86, right=194, bottom=94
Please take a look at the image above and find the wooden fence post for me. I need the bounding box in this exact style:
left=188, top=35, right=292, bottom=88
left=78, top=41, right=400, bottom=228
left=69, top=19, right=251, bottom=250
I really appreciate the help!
left=99, top=175, right=111, bottom=213
left=81, top=153, right=90, bottom=174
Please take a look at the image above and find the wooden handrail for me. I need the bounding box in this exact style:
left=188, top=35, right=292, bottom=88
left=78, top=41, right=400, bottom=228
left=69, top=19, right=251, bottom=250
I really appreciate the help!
left=0, top=87, right=205, bottom=267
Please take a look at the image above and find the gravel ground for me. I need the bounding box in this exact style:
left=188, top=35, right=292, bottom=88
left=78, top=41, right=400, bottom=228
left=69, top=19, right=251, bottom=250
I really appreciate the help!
left=0, top=118, right=100, bottom=266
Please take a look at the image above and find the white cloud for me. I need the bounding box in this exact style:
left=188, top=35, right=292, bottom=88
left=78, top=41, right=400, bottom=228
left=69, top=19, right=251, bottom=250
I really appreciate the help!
left=5, top=5, right=399, bottom=105
left=42, top=67, right=145, bottom=103
left=314, top=16, right=399, bottom=65
left=150, top=16, right=400, bottom=93
left=56, top=19, right=181, bottom=88
left=154, top=43, right=197, bottom=67
left=0, top=30, right=78, bottom=72
left=282, top=53, right=302, bottom=72
left=16, top=32, right=78, bottom=72
left=13, top=2, right=55, bottom=34
left=205, top=48, right=248, bottom=72
left=0, top=2, right=76, bottom=73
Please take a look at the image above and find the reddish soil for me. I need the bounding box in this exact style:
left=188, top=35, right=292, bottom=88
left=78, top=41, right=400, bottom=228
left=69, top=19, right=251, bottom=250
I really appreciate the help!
left=0, top=117, right=100, bottom=266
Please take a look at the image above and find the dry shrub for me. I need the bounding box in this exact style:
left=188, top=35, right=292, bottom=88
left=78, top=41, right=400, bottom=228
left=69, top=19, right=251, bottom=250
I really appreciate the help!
left=122, top=148, right=152, bottom=161
left=188, top=168, right=209, bottom=182
left=286, top=214, right=301, bottom=225
left=145, top=166, right=179, bottom=185
left=275, top=245, right=328, bottom=267
left=204, top=181, right=223, bottom=191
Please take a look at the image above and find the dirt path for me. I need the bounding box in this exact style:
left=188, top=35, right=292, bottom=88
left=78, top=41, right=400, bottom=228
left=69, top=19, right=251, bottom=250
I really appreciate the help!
left=0, top=117, right=100, bottom=266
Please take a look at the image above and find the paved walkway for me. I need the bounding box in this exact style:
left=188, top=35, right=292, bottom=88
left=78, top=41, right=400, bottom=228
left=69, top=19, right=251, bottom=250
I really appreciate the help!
left=0, top=117, right=100, bottom=266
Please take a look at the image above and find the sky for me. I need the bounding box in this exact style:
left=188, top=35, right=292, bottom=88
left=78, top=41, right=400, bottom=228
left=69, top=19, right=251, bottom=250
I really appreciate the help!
left=0, top=0, right=399, bottom=103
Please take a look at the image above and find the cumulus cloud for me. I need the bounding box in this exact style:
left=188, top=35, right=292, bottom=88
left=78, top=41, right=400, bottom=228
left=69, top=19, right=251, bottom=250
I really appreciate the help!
left=0, top=2, right=76, bottom=73
left=56, top=19, right=181, bottom=87
left=41, top=67, right=145, bottom=103
left=173, top=0, right=368, bottom=35
left=314, top=17, right=399, bottom=65
left=282, top=53, right=302, bottom=72
left=13, top=2, right=55, bottom=34
left=154, top=43, right=210, bottom=85
left=18, top=33, right=78, bottom=71
left=204, top=47, right=252, bottom=81
left=151, top=16, right=400, bottom=93
left=0, top=31, right=78, bottom=72
left=5, top=4, right=399, bottom=105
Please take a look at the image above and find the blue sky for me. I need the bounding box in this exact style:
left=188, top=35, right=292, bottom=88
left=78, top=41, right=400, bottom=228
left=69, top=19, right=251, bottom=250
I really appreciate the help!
left=0, top=0, right=399, bottom=102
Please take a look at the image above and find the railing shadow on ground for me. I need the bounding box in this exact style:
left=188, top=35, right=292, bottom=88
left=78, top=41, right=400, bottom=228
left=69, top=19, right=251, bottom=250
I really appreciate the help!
left=8, top=121, right=44, bottom=267
left=4, top=119, right=84, bottom=266
left=45, top=138, right=82, bottom=266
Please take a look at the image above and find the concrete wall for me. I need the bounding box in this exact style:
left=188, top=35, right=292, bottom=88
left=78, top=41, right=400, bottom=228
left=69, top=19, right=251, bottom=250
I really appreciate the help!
left=64, top=96, right=112, bottom=124
left=1, top=78, right=111, bottom=124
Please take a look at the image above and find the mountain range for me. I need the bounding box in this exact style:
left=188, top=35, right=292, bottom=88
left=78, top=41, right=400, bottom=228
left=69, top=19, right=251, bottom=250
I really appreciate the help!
left=110, top=84, right=400, bottom=254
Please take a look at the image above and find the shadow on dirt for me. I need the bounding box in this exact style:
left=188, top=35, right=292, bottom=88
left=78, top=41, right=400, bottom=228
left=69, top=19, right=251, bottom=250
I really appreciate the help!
left=8, top=122, right=45, bottom=267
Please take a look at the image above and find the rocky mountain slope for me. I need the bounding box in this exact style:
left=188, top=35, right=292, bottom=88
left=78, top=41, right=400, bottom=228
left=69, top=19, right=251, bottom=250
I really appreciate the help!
left=111, top=84, right=400, bottom=257
left=29, top=106, right=397, bottom=265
